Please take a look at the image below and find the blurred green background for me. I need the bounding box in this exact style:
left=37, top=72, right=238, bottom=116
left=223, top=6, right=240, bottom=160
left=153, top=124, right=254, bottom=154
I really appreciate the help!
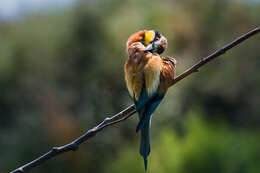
left=1, top=0, right=260, bottom=172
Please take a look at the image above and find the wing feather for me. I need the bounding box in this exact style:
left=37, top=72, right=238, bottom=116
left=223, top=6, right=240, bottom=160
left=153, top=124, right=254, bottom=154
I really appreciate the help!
left=159, top=56, right=176, bottom=93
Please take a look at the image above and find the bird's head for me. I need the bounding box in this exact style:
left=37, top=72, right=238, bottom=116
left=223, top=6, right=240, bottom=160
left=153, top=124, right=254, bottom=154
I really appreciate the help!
left=143, top=30, right=167, bottom=54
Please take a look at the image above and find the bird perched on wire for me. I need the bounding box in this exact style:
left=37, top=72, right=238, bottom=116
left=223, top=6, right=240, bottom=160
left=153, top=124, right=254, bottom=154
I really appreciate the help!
left=124, top=30, right=177, bottom=170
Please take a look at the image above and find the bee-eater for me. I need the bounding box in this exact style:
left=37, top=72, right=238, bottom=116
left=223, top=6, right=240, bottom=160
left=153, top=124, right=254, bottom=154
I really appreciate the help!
left=124, top=30, right=176, bottom=170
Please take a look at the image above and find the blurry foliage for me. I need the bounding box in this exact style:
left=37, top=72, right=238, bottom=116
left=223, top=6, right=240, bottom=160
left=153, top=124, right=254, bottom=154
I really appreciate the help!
left=106, top=113, right=260, bottom=173
left=0, top=0, right=259, bottom=172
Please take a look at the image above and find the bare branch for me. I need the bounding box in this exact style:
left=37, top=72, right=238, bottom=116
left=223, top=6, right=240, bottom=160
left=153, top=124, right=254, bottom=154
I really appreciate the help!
left=171, top=27, right=260, bottom=85
left=10, top=105, right=136, bottom=173
left=10, top=27, right=260, bottom=173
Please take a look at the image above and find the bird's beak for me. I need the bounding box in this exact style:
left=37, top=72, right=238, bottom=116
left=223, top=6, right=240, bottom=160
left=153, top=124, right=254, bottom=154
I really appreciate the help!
left=144, top=43, right=154, bottom=52
left=144, top=35, right=167, bottom=54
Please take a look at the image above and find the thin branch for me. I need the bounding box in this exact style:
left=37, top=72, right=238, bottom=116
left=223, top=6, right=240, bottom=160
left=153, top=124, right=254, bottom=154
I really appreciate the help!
left=171, top=27, right=260, bottom=85
left=10, top=27, right=260, bottom=173
left=10, top=105, right=136, bottom=173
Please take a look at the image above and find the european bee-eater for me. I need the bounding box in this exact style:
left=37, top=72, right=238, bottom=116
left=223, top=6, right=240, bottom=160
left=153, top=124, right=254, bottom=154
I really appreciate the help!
left=124, top=30, right=176, bottom=170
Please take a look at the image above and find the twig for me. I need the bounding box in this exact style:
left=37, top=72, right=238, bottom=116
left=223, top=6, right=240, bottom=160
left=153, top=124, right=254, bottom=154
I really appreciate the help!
left=10, top=105, right=136, bottom=173
left=10, top=27, right=260, bottom=173
left=171, top=27, right=260, bottom=85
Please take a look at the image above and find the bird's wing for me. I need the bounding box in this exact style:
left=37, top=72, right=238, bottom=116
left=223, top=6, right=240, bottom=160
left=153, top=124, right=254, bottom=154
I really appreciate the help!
left=159, top=56, right=177, bottom=93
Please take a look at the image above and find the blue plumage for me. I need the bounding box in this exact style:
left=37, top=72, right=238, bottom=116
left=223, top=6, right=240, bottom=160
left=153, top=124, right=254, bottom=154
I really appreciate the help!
left=134, top=84, right=165, bottom=170
left=136, top=94, right=164, bottom=132
left=140, top=120, right=150, bottom=170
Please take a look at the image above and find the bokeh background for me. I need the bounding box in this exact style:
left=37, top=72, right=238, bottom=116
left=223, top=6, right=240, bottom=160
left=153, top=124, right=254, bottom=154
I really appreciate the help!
left=1, top=0, right=260, bottom=172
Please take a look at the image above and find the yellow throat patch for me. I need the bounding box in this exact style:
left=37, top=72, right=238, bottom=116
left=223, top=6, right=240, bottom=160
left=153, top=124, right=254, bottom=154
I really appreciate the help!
left=144, top=30, right=155, bottom=46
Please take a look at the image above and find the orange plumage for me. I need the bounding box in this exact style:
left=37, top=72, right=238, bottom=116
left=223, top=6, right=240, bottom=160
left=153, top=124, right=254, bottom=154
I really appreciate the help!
left=124, top=30, right=176, bottom=170
left=124, top=30, right=176, bottom=100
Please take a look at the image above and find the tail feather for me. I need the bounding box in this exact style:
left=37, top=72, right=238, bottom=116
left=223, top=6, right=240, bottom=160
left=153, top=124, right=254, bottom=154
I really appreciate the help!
left=140, top=120, right=151, bottom=170
left=144, top=157, right=148, bottom=170
left=136, top=94, right=165, bottom=170
left=136, top=95, right=164, bottom=132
